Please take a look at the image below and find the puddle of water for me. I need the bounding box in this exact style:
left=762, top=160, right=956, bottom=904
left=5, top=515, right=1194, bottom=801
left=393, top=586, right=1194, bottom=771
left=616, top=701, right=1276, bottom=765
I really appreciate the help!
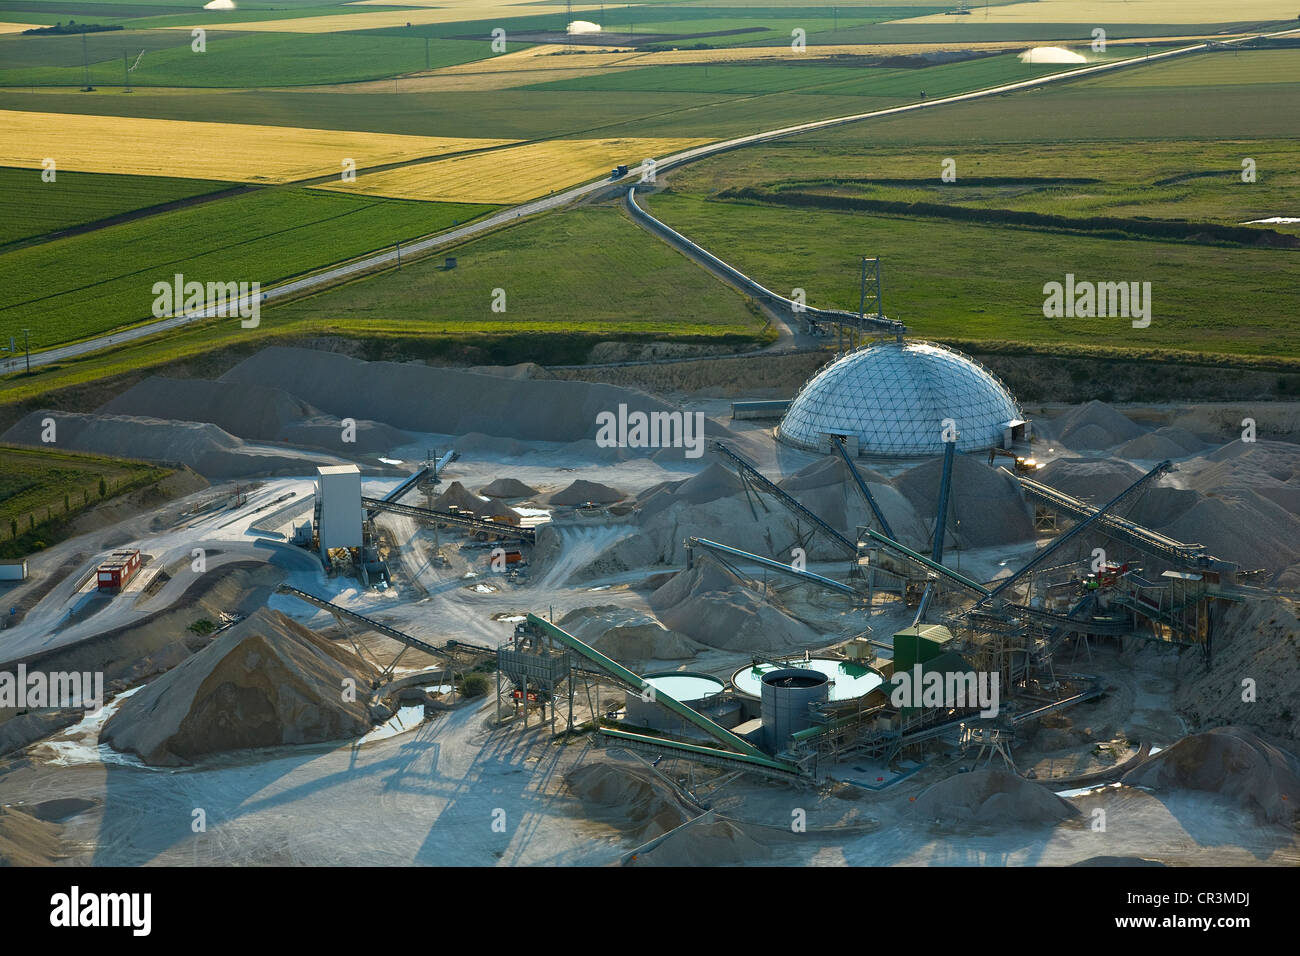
left=1242, top=217, right=1300, bottom=224
left=361, top=704, right=427, bottom=743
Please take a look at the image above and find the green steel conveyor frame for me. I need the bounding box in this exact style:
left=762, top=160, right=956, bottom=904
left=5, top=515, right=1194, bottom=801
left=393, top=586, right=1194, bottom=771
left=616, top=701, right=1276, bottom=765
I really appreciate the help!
left=525, top=613, right=779, bottom=762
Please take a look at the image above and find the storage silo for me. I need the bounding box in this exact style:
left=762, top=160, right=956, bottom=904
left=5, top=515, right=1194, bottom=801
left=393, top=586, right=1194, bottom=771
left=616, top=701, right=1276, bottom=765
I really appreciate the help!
left=761, top=668, right=828, bottom=753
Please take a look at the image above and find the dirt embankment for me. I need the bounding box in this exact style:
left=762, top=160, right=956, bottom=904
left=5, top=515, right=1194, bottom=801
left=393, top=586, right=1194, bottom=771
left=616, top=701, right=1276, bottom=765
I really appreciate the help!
left=554, top=349, right=1300, bottom=405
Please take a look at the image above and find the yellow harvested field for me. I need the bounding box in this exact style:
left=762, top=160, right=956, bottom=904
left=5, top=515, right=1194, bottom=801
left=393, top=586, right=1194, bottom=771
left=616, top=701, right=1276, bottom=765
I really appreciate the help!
left=315, top=137, right=712, bottom=204
left=901, top=0, right=1299, bottom=25
left=181, top=3, right=601, bottom=34
left=0, top=110, right=514, bottom=183
left=0, top=21, right=42, bottom=33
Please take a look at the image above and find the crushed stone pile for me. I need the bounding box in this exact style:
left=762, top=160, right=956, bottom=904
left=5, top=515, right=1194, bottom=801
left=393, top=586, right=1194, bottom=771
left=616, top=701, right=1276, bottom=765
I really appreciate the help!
left=1161, top=492, right=1300, bottom=577
left=633, top=818, right=771, bottom=866
left=1174, top=595, right=1300, bottom=735
left=1116, top=426, right=1205, bottom=460
left=100, top=376, right=316, bottom=442
left=913, top=768, right=1080, bottom=826
left=894, top=453, right=1034, bottom=547
left=277, top=416, right=411, bottom=454
left=1050, top=400, right=1147, bottom=450
left=648, top=560, right=819, bottom=651
left=0, top=806, right=63, bottom=866
left=1, top=411, right=334, bottom=479
left=635, top=462, right=744, bottom=521
left=102, top=608, right=378, bottom=766
left=780, top=457, right=929, bottom=551
left=218, top=345, right=694, bottom=444
left=98, top=375, right=410, bottom=453
left=1121, top=727, right=1300, bottom=824
left=557, top=606, right=702, bottom=661
left=1035, top=457, right=1145, bottom=504
left=433, top=481, right=492, bottom=513
left=564, top=763, right=692, bottom=842
left=479, top=477, right=539, bottom=498
left=546, top=479, right=624, bottom=505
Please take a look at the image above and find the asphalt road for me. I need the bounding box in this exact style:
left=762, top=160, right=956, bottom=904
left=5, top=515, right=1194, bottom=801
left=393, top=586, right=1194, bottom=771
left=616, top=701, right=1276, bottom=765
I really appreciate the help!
left=10, top=28, right=1294, bottom=375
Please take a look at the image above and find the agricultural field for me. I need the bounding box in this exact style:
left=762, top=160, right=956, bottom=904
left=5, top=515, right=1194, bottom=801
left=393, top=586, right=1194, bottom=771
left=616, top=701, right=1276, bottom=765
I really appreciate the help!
left=0, top=32, right=496, bottom=87
left=638, top=48, right=1300, bottom=361
left=0, top=202, right=769, bottom=410
left=525, top=51, right=1120, bottom=97
left=0, top=109, right=514, bottom=182
left=0, top=443, right=170, bottom=554
left=0, top=166, right=231, bottom=246
left=272, top=205, right=765, bottom=337
left=897, top=0, right=1300, bottom=26
left=0, top=188, right=498, bottom=346
left=641, top=190, right=1300, bottom=358
left=315, top=136, right=712, bottom=203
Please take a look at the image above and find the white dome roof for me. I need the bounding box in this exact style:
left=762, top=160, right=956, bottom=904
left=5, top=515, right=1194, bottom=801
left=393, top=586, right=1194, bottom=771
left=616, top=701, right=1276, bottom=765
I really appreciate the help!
left=777, top=341, right=1022, bottom=457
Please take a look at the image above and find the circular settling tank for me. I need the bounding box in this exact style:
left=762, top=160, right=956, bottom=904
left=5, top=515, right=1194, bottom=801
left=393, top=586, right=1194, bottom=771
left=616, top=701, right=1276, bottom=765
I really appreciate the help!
left=624, top=671, right=725, bottom=732
left=760, top=668, right=829, bottom=752
left=732, top=658, right=884, bottom=703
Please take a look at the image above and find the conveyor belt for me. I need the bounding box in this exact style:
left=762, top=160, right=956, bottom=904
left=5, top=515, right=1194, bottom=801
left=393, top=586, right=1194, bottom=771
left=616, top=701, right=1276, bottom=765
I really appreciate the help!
left=711, top=441, right=856, bottom=555
left=362, top=497, right=536, bottom=543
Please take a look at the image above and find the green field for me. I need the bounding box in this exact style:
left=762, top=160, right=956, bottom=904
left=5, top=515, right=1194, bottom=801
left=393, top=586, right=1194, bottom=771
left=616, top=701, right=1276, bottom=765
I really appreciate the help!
left=642, top=190, right=1299, bottom=357
left=0, top=204, right=772, bottom=410
left=0, top=166, right=232, bottom=246
left=0, top=32, right=495, bottom=87
left=0, top=189, right=498, bottom=347
left=526, top=52, right=1118, bottom=97
left=273, top=205, right=766, bottom=337
left=0, top=443, right=170, bottom=553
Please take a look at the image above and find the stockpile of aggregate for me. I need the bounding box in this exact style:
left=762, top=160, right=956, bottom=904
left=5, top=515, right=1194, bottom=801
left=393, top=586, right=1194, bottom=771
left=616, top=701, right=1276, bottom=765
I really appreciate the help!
left=100, top=376, right=316, bottom=442
left=1121, top=727, right=1300, bottom=824
left=912, top=768, right=1080, bottom=826
left=1, top=411, right=332, bottom=479
left=546, top=479, right=625, bottom=505
left=99, top=375, right=411, bottom=453
left=101, top=608, right=378, bottom=766
left=894, top=453, right=1034, bottom=547
left=432, top=481, right=492, bottom=513
left=648, top=559, right=819, bottom=651
left=1116, top=426, right=1205, bottom=460
left=632, top=818, right=771, bottom=866
left=556, top=606, right=702, bottom=661
left=1048, top=400, right=1148, bottom=450
left=479, top=478, right=539, bottom=498
left=564, top=763, right=692, bottom=842
left=0, top=807, right=63, bottom=867
left=218, top=346, right=688, bottom=444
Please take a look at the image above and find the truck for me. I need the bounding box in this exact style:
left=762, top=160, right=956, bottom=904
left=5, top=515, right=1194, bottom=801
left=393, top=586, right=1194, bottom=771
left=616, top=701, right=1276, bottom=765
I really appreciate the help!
left=0, top=560, right=27, bottom=582
left=610, top=164, right=629, bottom=179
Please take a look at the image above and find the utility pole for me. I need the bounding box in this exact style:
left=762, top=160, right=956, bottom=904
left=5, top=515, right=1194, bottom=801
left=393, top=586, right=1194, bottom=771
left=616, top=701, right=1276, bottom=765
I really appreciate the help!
left=21, top=328, right=31, bottom=374
left=425, top=36, right=430, bottom=70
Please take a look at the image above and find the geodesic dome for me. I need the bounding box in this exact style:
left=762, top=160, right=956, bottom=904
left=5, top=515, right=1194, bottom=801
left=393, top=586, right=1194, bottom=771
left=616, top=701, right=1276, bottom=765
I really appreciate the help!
left=776, top=340, right=1024, bottom=458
